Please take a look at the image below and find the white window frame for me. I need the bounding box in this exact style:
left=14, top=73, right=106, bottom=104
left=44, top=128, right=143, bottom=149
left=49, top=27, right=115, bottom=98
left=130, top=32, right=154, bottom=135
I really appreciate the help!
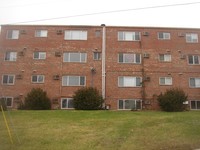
left=2, top=75, right=15, bottom=85
left=118, top=53, right=141, bottom=64
left=5, top=52, right=17, bottom=61
left=188, top=55, right=200, bottom=65
left=159, top=54, right=171, bottom=62
left=33, top=52, right=46, bottom=60
left=63, top=52, right=87, bottom=63
left=61, top=98, right=74, bottom=109
left=186, top=33, right=198, bottom=43
left=6, top=30, right=19, bottom=39
left=158, top=32, right=170, bottom=40
left=64, top=30, right=87, bottom=40
left=190, top=100, right=200, bottom=110
left=189, top=78, right=200, bottom=88
left=118, top=99, right=142, bottom=110
left=118, top=76, right=142, bottom=87
left=31, top=75, right=45, bottom=83
left=159, top=77, right=172, bottom=85
left=118, top=31, right=141, bottom=41
left=62, top=76, right=86, bottom=86
left=1, top=97, right=13, bottom=107
left=93, top=52, right=101, bottom=60
left=35, top=30, right=48, bottom=37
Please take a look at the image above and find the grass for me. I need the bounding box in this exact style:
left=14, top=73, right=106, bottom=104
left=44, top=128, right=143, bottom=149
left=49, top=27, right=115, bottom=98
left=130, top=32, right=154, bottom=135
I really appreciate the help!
left=0, top=110, right=200, bottom=150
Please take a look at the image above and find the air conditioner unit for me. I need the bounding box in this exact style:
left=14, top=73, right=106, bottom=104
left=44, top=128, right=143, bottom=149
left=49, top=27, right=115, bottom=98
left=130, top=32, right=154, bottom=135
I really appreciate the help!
left=178, top=33, right=185, bottom=37
left=16, top=74, right=23, bottom=79
left=18, top=51, right=24, bottom=56
left=56, top=30, right=63, bottom=34
left=143, top=53, right=150, bottom=58
left=53, top=75, right=60, bottom=80
left=142, top=32, right=149, bottom=36
left=180, top=54, right=186, bottom=59
left=55, top=52, right=62, bottom=57
left=20, top=30, right=26, bottom=34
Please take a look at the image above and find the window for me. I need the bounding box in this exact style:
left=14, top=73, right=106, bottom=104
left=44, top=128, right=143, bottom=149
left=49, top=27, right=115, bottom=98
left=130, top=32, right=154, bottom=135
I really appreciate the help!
left=33, top=52, right=46, bottom=60
left=188, top=55, right=199, bottom=65
left=35, top=30, right=48, bottom=37
left=5, top=52, right=17, bottom=61
left=32, top=75, right=44, bottom=83
left=158, top=32, right=170, bottom=40
left=190, top=100, right=200, bottom=110
left=119, top=53, right=141, bottom=64
left=118, top=31, right=140, bottom=41
left=63, top=52, right=86, bottom=63
left=1, top=97, right=13, bottom=107
left=159, top=54, right=171, bottom=62
left=7, top=30, right=19, bottom=39
left=2, top=75, right=15, bottom=85
left=64, top=30, right=87, bottom=40
left=186, top=33, right=198, bottom=43
left=159, top=77, right=172, bottom=85
left=93, top=52, right=101, bottom=60
left=62, top=76, right=85, bottom=86
left=61, top=98, right=74, bottom=109
left=189, top=78, right=200, bottom=88
left=95, top=30, right=101, bottom=37
left=118, top=76, right=141, bottom=87
left=118, top=99, right=142, bottom=110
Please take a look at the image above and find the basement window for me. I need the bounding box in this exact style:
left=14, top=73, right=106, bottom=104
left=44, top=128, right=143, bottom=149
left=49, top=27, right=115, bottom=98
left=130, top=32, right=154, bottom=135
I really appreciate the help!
left=118, top=99, right=142, bottom=110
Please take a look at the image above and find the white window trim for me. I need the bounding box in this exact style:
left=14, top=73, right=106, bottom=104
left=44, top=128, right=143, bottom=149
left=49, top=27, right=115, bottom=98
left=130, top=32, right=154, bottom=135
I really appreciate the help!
left=159, top=77, right=172, bottom=85
left=158, top=32, right=171, bottom=40
left=31, top=75, right=45, bottom=83
left=63, top=52, right=87, bottom=63
left=6, top=30, right=19, bottom=39
left=2, top=75, right=15, bottom=85
left=64, top=30, right=88, bottom=40
left=1, top=97, right=13, bottom=107
left=118, top=31, right=141, bottom=41
left=118, top=76, right=142, bottom=87
left=33, top=52, right=46, bottom=60
left=186, top=33, right=198, bottom=43
left=159, top=54, right=172, bottom=62
left=61, top=98, right=74, bottom=109
left=189, top=77, right=200, bottom=88
left=118, top=53, right=141, bottom=64
left=188, top=55, right=200, bottom=65
left=62, top=76, right=86, bottom=86
left=118, top=99, right=142, bottom=110
left=93, top=52, right=101, bottom=60
left=35, top=30, right=48, bottom=37
left=4, top=52, right=17, bottom=61
left=190, top=100, right=200, bottom=110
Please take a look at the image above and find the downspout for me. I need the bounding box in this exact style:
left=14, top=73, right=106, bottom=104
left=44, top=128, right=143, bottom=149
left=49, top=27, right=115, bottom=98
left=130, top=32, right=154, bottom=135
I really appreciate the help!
left=101, top=24, right=106, bottom=100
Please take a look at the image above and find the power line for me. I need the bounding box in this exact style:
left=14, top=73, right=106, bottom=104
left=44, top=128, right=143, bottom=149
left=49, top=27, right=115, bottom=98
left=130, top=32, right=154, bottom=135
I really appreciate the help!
left=4, top=1, right=200, bottom=25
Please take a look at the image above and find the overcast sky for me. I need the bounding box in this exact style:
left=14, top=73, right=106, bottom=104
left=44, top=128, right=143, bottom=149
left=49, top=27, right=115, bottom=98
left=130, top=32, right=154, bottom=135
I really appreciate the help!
left=1, top=0, right=200, bottom=28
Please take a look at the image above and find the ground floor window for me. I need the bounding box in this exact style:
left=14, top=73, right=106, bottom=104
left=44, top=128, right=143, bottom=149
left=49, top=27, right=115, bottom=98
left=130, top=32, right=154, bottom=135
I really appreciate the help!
left=190, top=100, right=200, bottom=110
left=1, top=97, right=13, bottom=107
left=61, top=98, right=74, bottom=109
left=118, top=99, right=142, bottom=110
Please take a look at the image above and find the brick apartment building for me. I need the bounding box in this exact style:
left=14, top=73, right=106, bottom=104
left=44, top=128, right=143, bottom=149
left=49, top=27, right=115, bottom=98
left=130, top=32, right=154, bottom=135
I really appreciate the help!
left=0, top=24, right=199, bottom=110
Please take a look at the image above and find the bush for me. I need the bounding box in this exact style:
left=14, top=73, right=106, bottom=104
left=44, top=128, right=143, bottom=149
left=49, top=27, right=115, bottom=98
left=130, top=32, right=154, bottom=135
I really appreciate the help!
left=22, top=88, right=51, bottom=110
left=73, top=87, right=104, bottom=110
left=0, top=98, right=7, bottom=111
left=157, top=88, right=188, bottom=112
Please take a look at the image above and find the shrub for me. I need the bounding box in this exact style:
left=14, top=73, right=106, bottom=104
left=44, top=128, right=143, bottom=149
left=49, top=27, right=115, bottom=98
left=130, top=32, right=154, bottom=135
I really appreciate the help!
left=157, top=88, right=188, bottom=112
left=73, top=87, right=104, bottom=110
left=0, top=98, right=7, bottom=111
left=23, top=88, right=51, bottom=110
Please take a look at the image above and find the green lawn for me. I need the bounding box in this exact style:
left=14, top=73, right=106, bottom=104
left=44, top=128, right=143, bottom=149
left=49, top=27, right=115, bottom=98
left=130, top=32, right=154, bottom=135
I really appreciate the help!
left=1, top=110, right=200, bottom=150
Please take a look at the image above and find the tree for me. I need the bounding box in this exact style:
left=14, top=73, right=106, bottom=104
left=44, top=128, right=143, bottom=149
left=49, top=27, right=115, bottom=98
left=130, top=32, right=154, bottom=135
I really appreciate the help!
left=157, top=88, right=188, bottom=112
left=73, top=87, right=103, bottom=110
left=23, top=88, right=51, bottom=110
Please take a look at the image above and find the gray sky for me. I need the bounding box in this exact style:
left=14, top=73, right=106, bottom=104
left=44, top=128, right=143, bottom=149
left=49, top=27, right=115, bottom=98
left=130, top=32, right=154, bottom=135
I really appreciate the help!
left=1, top=0, right=200, bottom=28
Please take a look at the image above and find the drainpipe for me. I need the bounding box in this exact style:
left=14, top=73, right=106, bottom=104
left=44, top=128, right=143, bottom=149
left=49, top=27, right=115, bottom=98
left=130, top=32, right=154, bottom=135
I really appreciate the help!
left=101, top=24, right=106, bottom=100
